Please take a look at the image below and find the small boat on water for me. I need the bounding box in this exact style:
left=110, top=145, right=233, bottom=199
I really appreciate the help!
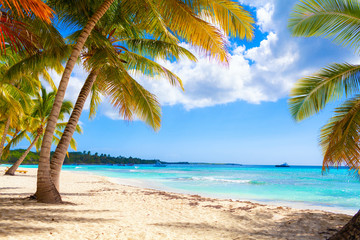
left=153, top=160, right=166, bottom=167
left=275, top=162, right=290, bottom=167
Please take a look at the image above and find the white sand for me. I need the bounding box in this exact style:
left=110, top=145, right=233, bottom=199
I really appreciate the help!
left=0, top=167, right=352, bottom=240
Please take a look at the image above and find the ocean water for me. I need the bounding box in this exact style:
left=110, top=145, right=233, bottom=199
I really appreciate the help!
left=14, top=164, right=360, bottom=214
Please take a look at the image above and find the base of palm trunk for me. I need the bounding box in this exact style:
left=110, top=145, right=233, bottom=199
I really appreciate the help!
left=35, top=185, right=63, bottom=204
left=328, top=210, right=360, bottom=240
left=4, top=171, right=15, bottom=175
left=4, top=167, right=16, bottom=175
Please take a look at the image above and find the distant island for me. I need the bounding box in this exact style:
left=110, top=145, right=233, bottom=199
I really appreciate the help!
left=2, top=149, right=166, bottom=165
left=1, top=150, right=247, bottom=166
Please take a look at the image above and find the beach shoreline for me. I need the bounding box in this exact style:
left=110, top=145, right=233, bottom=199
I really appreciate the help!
left=0, top=167, right=353, bottom=240
left=108, top=176, right=358, bottom=216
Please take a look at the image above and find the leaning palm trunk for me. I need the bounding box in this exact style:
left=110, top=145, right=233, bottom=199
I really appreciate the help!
left=328, top=210, right=360, bottom=240
left=5, top=134, right=40, bottom=175
left=36, top=0, right=115, bottom=203
left=0, top=118, right=11, bottom=159
left=50, top=69, right=99, bottom=191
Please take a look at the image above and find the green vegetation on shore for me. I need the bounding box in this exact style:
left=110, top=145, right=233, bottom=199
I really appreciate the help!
left=3, top=149, right=160, bottom=165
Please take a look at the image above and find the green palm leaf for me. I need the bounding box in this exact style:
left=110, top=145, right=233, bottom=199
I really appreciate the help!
left=123, top=51, right=184, bottom=90
left=123, top=39, right=197, bottom=62
left=289, top=0, right=360, bottom=51
left=89, top=82, right=101, bottom=119
left=289, top=63, right=360, bottom=121
left=97, top=66, right=161, bottom=130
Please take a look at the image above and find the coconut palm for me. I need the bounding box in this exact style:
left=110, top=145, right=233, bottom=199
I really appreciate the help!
left=36, top=0, right=254, bottom=203
left=5, top=87, right=81, bottom=175
left=49, top=15, right=196, bottom=190
left=288, top=0, right=360, bottom=238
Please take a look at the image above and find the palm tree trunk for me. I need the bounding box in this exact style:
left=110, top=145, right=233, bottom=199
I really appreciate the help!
left=5, top=134, right=40, bottom=175
left=328, top=210, right=360, bottom=240
left=36, top=0, right=115, bottom=203
left=0, top=118, right=11, bottom=159
left=50, top=69, right=100, bottom=191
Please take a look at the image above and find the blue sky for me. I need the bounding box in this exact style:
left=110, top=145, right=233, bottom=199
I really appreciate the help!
left=20, top=0, right=359, bottom=165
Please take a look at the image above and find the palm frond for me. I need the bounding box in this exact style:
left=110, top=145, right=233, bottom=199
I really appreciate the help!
left=40, top=69, right=57, bottom=91
left=123, top=39, right=197, bottom=62
left=69, top=137, right=77, bottom=150
left=120, top=0, right=179, bottom=43
left=3, top=45, right=71, bottom=84
left=0, top=13, right=38, bottom=54
left=0, top=0, right=54, bottom=23
left=89, top=82, right=101, bottom=119
left=97, top=66, right=161, bottom=130
left=199, top=0, right=254, bottom=40
left=123, top=51, right=184, bottom=90
left=320, top=95, right=360, bottom=171
left=289, top=0, right=360, bottom=51
left=158, top=0, right=229, bottom=63
left=56, top=122, right=82, bottom=134
left=58, top=100, right=74, bottom=121
left=289, top=62, right=360, bottom=121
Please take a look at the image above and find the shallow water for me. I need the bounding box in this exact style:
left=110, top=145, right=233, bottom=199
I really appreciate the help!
left=15, top=164, right=360, bottom=213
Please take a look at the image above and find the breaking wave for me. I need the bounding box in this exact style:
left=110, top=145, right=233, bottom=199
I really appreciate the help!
left=174, top=176, right=265, bottom=184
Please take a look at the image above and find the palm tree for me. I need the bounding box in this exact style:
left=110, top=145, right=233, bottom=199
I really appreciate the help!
left=49, top=13, right=196, bottom=190
left=5, top=87, right=81, bottom=175
left=35, top=0, right=116, bottom=204
left=288, top=0, right=360, bottom=238
left=36, top=0, right=254, bottom=203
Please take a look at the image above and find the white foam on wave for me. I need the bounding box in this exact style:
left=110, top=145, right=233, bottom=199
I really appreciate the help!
left=178, top=176, right=253, bottom=184
left=129, top=169, right=188, bottom=174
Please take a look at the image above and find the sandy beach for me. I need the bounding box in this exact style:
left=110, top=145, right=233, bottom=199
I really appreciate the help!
left=0, top=167, right=352, bottom=240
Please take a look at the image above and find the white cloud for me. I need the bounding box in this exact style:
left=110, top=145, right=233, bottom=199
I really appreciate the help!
left=255, top=3, right=275, bottom=32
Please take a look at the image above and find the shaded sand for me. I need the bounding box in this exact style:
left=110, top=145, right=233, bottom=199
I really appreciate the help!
left=0, top=167, right=352, bottom=240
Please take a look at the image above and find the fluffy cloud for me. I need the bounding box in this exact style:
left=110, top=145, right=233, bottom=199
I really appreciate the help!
left=254, top=2, right=275, bottom=32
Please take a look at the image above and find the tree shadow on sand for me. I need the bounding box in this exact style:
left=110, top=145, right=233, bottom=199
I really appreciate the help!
left=0, top=195, right=116, bottom=238
left=152, top=208, right=351, bottom=240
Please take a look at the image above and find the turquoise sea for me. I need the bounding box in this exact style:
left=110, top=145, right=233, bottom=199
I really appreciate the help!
left=14, top=164, right=360, bottom=214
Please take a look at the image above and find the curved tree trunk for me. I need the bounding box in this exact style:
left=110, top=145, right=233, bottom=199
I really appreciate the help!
left=328, top=210, right=360, bottom=240
left=35, top=0, right=115, bottom=203
left=5, top=134, right=40, bottom=175
left=51, top=69, right=99, bottom=191
left=0, top=118, right=11, bottom=159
